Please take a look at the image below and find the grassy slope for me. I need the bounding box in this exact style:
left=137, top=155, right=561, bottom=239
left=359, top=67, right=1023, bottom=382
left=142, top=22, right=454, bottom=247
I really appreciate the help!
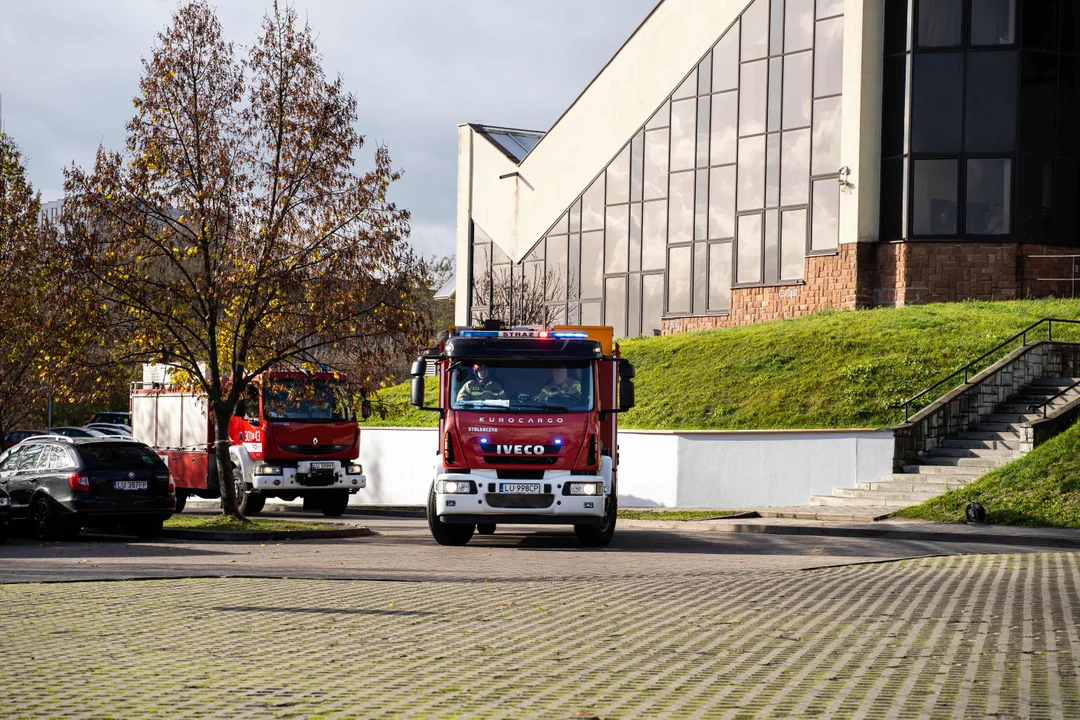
left=361, top=299, right=1080, bottom=431
left=895, top=421, right=1080, bottom=528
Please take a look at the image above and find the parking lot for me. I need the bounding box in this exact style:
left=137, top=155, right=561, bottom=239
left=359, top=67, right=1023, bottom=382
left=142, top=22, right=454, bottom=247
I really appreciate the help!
left=2, top=519, right=1079, bottom=718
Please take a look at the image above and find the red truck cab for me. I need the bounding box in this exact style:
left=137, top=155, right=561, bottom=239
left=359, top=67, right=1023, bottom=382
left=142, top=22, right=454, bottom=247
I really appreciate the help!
left=410, top=323, right=635, bottom=546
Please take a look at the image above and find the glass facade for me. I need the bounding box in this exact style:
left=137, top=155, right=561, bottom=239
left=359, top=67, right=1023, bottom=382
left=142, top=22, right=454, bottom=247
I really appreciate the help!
left=469, top=0, right=845, bottom=337
left=881, top=0, right=1080, bottom=243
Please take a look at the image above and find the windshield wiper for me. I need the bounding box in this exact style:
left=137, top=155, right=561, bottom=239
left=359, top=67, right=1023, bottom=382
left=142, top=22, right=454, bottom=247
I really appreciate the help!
left=511, top=404, right=572, bottom=412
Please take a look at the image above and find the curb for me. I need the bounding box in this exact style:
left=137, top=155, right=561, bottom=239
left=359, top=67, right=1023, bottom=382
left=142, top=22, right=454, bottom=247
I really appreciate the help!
left=160, top=526, right=372, bottom=542
left=617, top=518, right=1080, bottom=549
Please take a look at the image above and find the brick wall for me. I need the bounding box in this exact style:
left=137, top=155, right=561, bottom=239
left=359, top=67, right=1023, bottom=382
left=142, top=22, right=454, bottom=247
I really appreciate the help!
left=662, top=241, right=1080, bottom=335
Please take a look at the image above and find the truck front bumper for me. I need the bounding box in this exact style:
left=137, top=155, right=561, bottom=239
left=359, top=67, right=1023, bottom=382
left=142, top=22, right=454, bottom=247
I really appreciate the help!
left=250, top=461, right=366, bottom=493
left=434, top=470, right=607, bottom=523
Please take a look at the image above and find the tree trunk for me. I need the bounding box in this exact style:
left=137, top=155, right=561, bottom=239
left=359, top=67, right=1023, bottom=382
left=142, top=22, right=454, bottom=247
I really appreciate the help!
left=214, top=406, right=241, bottom=519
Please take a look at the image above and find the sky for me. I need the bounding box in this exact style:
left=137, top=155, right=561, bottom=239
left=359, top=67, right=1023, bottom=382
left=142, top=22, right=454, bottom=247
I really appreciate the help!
left=0, top=0, right=657, bottom=260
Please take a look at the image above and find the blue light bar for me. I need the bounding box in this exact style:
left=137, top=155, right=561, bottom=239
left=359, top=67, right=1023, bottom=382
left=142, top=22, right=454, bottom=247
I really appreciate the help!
left=552, top=331, right=588, bottom=338
left=457, top=330, right=501, bottom=338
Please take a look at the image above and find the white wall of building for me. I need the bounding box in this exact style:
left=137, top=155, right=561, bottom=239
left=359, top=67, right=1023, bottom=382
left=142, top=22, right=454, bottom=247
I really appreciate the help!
left=354, top=426, right=895, bottom=509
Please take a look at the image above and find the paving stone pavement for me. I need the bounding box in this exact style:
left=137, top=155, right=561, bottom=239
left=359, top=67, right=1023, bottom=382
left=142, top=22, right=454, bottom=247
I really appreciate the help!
left=2, top=552, right=1079, bottom=719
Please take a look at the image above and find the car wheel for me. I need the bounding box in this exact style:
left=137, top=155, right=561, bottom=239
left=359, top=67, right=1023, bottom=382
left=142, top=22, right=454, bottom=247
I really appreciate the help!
left=477, top=523, right=496, bottom=535
left=133, top=519, right=164, bottom=539
left=31, top=496, right=73, bottom=541
left=318, top=490, right=350, bottom=517
left=574, top=493, right=617, bottom=547
left=427, top=486, right=474, bottom=546
left=173, top=491, right=187, bottom=514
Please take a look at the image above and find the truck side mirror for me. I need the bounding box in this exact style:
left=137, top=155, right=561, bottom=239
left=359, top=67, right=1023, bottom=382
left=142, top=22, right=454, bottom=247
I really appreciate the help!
left=411, top=376, right=426, bottom=409
left=361, top=398, right=373, bottom=420
left=619, top=379, right=635, bottom=412
left=410, top=359, right=427, bottom=378
left=618, top=359, right=636, bottom=380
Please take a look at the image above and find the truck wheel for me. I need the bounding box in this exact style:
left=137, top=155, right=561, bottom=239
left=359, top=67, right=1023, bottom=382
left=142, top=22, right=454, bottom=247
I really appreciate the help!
left=574, top=494, right=617, bottom=547
left=319, top=490, right=350, bottom=517
left=477, top=524, right=496, bottom=535
left=241, top=492, right=266, bottom=516
left=427, top=486, right=474, bottom=546
left=173, top=491, right=187, bottom=514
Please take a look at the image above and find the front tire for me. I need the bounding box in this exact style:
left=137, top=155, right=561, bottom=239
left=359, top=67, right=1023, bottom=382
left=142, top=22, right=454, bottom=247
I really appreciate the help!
left=224, top=467, right=264, bottom=516
left=427, top=486, right=475, bottom=546
left=574, top=493, right=617, bottom=547
left=319, top=490, right=350, bottom=517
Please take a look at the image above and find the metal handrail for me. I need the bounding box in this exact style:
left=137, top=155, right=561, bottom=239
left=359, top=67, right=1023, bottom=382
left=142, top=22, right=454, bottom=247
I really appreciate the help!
left=1036, top=378, right=1080, bottom=418
left=895, top=317, right=1080, bottom=422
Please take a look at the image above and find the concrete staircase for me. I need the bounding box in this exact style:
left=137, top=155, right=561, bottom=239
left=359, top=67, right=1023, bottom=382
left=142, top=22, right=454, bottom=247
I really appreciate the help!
left=810, top=377, right=1080, bottom=509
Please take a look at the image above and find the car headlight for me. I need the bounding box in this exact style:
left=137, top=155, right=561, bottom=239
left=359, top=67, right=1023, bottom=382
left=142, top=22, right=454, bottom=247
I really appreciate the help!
left=438, top=480, right=476, bottom=494
left=347, top=462, right=363, bottom=475
left=254, top=465, right=283, bottom=476
left=0, top=496, right=9, bottom=507
left=568, top=482, right=602, bottom=496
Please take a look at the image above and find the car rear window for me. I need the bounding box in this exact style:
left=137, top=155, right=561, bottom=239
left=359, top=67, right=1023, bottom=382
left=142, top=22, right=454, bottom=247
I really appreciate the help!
left=76, top=444, right=166, bottom=471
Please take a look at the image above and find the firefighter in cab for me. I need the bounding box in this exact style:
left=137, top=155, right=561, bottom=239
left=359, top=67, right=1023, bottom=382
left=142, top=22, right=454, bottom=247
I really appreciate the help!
left=456, top=364, right=507, bottom=402
left=536, top=367, right=581, bottom=402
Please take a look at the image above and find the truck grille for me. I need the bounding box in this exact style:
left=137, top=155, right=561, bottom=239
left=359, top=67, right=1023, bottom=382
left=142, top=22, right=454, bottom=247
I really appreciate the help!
left=495, top=470, right=545, bottom=480
left=485, top=493, right=554, bottom=509
left=281, top=444, right=347, bottom=455
left=482, top=456, right=558, bottom=466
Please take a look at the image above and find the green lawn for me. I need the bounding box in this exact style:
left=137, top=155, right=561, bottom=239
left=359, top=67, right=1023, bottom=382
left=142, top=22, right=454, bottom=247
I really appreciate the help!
left=164, top=516, right=341, bottom=532
left=895, top=421, right=1080, bottom=529
left=363, top=299, right=1080, bottom=431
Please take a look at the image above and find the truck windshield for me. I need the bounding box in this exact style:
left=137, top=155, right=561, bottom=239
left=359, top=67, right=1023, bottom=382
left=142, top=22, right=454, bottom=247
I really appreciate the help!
left=450, top=362, right=594, bottom=413
left=263, top=379, right=353, bottom=422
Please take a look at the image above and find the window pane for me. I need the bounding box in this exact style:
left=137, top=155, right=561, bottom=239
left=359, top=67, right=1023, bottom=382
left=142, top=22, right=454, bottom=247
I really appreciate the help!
left=966, top=158, right=1012, bottom=235
left=547, top=303, right=567, bottom=325
left=781, top=209, right=807, bottom=280
left=642, top=200, right=667, bottom=270
left=737, top=136, right=766, bottom=211
left=709, top=165, right=736, bottom=238
left=783, top=51, right=813, bottom=130
left=814, top=17, right=844, bottom=97
left=917, top=0, right=962, bottom=47
left=740, top=61, right=768, bottom=135
left=817, top=0, right=844, bottom=17
left=628, top=273, right=641, bottom=337
left=671, top=99, right=697, bottom=171
left=582, top=177, right=605, bottom=231
left=631, top=132, right=645, bottom=203
left=545, top=235, right=568, bottom=301
left=770, top=0, right=785, bottom=55
left=674, top=70, right=697, bottom=100
left=697, top=96, right=711, bottom=167
left=912, top=159, right=958, bottom=236
left=1055, top=160, right=1078, bottom=244
left=811, top=179, right=841, bottom=250
left=881, top=55, right=907, bottom=156
left=708, top=242, right=732, bottom=312
left=768, top=57, right=783, bottom=133
left=1021, top=0, right=1058, bottom=52
left=812, top=96, right=843, bottom=175
left=630, top=203, right=642, bottom=272
left=966, top=51, right=1017, bottom=152
left=1059, top=58, right=1079, bottom=159
left=568, top=233, right=581, bottom=300
left=785, top=0, right=815, bottom=52
left=642, top=274, right=665, bottom=336
left=737, top=214, right=763, bottom=284
left=1017, top=156, right=1052, bottom=243
left=695, top=170, right=709, bottom=240
left=713, top=24, right=740, bottom=91
left=911, top=53, right=963, bottom=152
left=710, top=92, right=738, bottom=165
left=605, top=205, right=629, bottom=274
left=581, top=301, right=602, bottom=326
left=971, top=0, right=1016, bottom=45
left=1019, top=51, right=1057, bottom=155
left=644, top=129, right=670, bottom=200
left=880, top=157, right=906, bottom=240
left=766, top=133, right=781, bottom=208
left=698, top=55, right=712, bottom=96
left=580, top=231, right=604, bottom=298
left=669, top=171, right=695, bottom=244
left=607, top=144, right=631, bottom=205
left=781, top=129, right=811, bottom=206
left=646, top=99, right=670, bottom=130
left=605, top=277, right=627, bottom=338
left=549, top=213, right=568, bottom=235
left=569, top=200, right=582, bottom=233
left=764, top=209, right=780, bottom=285
left=471, top=244, right=491, bottom=307
left=668, top=246, right=692, bottom=314
left=742, top=0, right=769, bottom=61
left=885, top=0, right=911, bottom=54
left=694, top=242, right=708, bottom=313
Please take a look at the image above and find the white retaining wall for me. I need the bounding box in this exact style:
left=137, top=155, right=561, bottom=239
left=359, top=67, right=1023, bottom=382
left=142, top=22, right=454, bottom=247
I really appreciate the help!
left=355, top=427, right=895, bottom=509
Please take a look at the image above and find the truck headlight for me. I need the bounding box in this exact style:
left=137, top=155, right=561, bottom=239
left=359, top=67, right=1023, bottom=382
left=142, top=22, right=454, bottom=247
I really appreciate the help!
left=568, top=482, right=602, bottom=496
left=439, top=480, right=476, bottom=494
left=347, top=463, right=363, bottom=475
left=254, top=465, right=283, bottom=476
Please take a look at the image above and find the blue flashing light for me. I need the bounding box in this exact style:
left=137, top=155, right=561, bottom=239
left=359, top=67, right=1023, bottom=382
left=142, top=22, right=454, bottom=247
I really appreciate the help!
left=552, top=331, right=588, bottom=338
left=479, top=437, right=489, bottom=444
left=458, top=330, right=501, bottom=338
left=554, top=438, right=563, bottom=445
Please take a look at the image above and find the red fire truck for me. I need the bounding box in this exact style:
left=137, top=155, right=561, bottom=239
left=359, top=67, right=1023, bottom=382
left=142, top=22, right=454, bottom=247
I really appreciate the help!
left=131, top=367, right=367, bottom=516
left=409, top=322, right=635, bottom=546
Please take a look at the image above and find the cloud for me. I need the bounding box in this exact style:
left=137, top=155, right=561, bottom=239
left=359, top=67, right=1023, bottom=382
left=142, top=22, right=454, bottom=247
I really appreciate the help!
left=0, top=0, right=656, bottom=258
